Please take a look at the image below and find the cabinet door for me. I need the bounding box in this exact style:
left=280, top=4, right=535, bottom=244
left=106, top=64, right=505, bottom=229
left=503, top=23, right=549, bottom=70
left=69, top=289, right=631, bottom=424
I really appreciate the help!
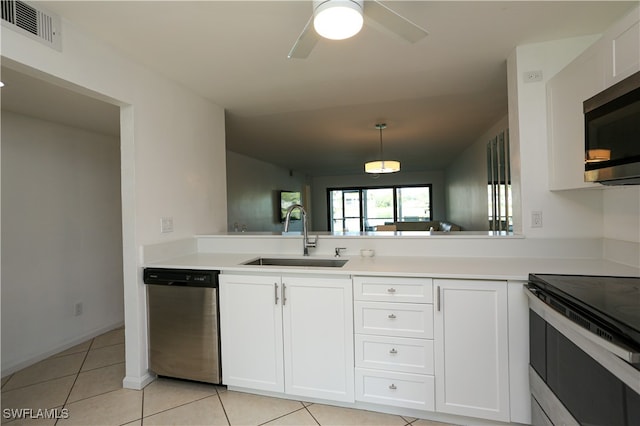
left=282, top=276, right=354, bottom=402
left=219, top=274, right=284, bottom=392
left=434, top=279, right=510, bottom=422
left=547, top=47, right=605, bottom=190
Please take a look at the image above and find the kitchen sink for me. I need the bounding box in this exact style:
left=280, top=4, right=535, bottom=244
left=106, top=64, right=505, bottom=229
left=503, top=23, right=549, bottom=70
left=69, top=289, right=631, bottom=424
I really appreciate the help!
left=242, top=257, right=348, bottom=268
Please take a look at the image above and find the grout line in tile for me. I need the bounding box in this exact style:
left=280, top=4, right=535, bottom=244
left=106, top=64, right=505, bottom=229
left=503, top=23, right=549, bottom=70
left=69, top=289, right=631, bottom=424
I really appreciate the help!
left=140, top=393, right=219, bottom=420
left=56, top=337, right=95, bottom=425
left=2, top=372, right=78, bottom=394
left=303, top=405, right=321, bottom=426
left=215, top=387, right=231, bottom=426
left=140, top=379, right=146, bottom=426
left=89, top=341, right=126, bottom=351
left=80, top=360, right=126, bottom=374
left=257, top=405, right=310, bottom=426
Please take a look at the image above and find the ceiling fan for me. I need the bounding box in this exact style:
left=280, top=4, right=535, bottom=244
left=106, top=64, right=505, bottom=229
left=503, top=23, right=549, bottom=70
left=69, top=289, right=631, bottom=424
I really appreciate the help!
left=288, top=0, right=429, bottom=59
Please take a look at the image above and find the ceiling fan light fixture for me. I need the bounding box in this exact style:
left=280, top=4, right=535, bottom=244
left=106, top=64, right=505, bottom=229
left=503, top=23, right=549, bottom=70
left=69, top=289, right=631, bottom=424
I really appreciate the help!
left=365, top=123, right=400, bottom=174
left=313, top=0, right=364, bottom=41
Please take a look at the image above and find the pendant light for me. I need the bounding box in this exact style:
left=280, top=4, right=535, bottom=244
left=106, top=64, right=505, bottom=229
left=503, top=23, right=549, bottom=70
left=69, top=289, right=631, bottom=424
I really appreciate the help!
left=365, top=123, right=401, bottom=174
left=313, top=0, right=364, bottom=40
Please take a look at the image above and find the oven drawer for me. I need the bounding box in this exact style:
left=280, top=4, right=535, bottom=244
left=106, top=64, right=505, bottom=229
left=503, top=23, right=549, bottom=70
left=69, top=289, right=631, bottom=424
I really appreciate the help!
left=354, top=276, right=433, bottom=303
left=354, top=301, right=434, bottom=339
left=355, top=368, right=435, bottom=411
left=355, top=334, right=434, bottom=375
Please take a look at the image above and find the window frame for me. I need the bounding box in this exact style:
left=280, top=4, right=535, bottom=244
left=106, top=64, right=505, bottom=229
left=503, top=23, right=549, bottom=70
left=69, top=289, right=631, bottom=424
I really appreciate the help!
left=326, top=184, right=433, bottom=232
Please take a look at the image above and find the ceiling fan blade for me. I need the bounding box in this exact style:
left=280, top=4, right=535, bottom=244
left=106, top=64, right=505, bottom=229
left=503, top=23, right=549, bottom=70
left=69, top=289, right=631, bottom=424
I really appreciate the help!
left=364, top=1, right=428, bottom=43
left=287, top=15, right=320, bottom=59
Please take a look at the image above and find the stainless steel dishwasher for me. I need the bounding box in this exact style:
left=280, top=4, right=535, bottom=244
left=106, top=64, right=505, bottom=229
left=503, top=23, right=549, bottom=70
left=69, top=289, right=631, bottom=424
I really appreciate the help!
left=143, top=268, right=221, bottom=384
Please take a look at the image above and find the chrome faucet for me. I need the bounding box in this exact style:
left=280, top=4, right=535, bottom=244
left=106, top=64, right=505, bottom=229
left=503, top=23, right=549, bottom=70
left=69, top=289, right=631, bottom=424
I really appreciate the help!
left=284, top=204, right=317, bottom=256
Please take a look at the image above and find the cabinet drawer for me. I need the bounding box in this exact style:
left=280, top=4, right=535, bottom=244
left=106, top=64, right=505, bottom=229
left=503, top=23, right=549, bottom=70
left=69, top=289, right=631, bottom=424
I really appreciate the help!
left=355, top=334, right=434, bottom=375
left=354, top=302, right=433, bottom=339
left=355, top=368, right=435, bottom=411
left=354, top=276, right=433, bottom=303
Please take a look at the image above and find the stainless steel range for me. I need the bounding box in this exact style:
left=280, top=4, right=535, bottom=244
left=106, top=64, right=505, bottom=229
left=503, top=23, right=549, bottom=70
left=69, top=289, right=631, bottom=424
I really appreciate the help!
left=525, top=274, right=640, bottom=426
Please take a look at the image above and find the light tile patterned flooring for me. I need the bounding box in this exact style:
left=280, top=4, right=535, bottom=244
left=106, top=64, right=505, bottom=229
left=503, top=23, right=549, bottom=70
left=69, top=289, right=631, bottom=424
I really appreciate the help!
left=1, top=328, right=454, bottom=426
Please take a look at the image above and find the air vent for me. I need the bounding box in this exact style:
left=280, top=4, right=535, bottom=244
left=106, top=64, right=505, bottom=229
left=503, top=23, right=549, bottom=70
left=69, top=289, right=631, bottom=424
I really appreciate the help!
left=568, top=310, right=591, bottom=330
left=1, top=0, right=61, bottom=51
left=596, top=327, right=613, bottom=342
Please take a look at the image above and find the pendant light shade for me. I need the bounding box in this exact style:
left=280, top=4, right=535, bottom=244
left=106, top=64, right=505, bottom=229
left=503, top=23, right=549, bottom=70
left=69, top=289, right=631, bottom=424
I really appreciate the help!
left=365, top=123, right=400, bottom=174
left=313, top=0, right=364, bottom=41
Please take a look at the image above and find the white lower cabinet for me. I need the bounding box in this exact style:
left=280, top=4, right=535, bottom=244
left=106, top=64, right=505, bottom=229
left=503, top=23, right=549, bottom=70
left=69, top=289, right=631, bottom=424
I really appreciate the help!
left=353, top=276, right=435, bottom=410
left=219, top=273, right=354, bottom=402
left=433, top=279, right=510, bottom=422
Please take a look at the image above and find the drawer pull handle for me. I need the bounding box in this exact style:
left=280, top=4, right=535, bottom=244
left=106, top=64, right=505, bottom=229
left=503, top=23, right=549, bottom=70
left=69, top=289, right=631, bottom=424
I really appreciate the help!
left=387, top=288, right=396, bottom=293
left=389, top=384, right=397, bottom=390
left=388, top=313, right=396, bottom=319
left=389, top=348, right=397, bottom=354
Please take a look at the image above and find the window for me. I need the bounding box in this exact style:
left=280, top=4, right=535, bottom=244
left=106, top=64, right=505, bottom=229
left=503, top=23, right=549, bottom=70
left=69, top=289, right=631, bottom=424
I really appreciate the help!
left=328, top=185, right=432, bottom=232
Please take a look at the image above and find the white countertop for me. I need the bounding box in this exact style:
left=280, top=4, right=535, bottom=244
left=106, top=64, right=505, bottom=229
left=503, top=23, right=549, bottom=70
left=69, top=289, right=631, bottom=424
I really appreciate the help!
left=146, top=252, right=640, bottom=281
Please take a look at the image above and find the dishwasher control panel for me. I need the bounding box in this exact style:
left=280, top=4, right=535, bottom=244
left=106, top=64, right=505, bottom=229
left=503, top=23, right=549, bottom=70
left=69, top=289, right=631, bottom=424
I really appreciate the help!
left=143, top=268, right=219, bottom=287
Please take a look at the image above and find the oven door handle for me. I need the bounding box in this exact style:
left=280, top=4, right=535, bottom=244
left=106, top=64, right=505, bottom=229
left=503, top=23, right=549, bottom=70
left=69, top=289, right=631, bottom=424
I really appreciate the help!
left=525, top=287, right=640, bottom=364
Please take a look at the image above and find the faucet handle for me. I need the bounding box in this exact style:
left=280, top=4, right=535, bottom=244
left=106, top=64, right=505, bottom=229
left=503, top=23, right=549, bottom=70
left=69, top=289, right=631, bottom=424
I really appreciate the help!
left=335, top=247, right=346, bottom=257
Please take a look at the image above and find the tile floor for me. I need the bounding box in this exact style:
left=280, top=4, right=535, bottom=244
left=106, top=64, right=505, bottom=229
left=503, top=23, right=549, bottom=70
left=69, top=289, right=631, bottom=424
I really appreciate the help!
left=1, top=328, right=455, bottom=426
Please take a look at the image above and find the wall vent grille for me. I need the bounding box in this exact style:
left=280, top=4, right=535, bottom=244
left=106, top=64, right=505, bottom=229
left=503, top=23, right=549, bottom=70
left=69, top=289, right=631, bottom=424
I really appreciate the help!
left=1, top=0, right=61, bottom=50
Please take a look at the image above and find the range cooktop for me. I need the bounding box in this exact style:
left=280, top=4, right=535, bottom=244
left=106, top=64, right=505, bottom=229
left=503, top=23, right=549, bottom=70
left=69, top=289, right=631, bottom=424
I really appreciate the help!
left=529, top=274, right=640, bottom=348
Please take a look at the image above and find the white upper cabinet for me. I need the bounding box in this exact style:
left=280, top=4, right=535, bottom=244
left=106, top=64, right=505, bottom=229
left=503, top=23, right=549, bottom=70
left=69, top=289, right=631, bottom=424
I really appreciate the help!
left=546, top=6, right=639, bottom=190
left=606, top=7, right=640, bottom=86
left=547, top=47, right=606, bottom=191
left=433, top=279, right=510, bottom=422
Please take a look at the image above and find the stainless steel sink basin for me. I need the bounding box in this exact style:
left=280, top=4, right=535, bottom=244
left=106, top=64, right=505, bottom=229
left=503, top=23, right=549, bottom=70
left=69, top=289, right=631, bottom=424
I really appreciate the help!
left=242, top=257, right=348, bottom=268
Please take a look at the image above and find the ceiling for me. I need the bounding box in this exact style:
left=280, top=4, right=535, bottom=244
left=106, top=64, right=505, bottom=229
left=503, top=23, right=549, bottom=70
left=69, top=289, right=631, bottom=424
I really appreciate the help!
left=3, top=1, right=637, bottom=176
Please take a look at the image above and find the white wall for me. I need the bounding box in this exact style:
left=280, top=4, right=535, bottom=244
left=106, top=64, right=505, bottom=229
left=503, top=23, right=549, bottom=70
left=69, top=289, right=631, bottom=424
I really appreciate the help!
left=1, top=111, right=124, bottom=373
left=226, top=150, right=307, bottom=233
left=446, top=115, right=509, bottom=231
left=310, top=170, right=446, bottom=231
left=507, top=36, right=605, bottom=239
left=2, top=16, right=227, bottom=387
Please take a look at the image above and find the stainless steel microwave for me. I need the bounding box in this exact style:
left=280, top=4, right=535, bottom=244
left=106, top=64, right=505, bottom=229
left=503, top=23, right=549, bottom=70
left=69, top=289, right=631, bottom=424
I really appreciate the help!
left=584, top=70, right=640, bottom=185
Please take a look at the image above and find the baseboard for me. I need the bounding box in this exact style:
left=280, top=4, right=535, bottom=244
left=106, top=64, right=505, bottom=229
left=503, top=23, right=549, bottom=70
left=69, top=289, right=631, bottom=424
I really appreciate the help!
left=1, top=320, right=124, bottom=378
left=123, top=372, right=156, bottom=390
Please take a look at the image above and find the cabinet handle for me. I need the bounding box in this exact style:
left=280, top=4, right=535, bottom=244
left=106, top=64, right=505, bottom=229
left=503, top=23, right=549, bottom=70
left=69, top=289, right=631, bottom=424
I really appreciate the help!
left=389, top=384, right=397, bottom=390
left=389, top=348, right=397, bottom=354
left=437, top=286, right=441, bottom=311
left=274, top=283, right=279, bottom=305
left=388, top=313, right=396, bottom=319
left=282, top=283, right=287, bottom=306
left=387, top=288, right=396, bottom=293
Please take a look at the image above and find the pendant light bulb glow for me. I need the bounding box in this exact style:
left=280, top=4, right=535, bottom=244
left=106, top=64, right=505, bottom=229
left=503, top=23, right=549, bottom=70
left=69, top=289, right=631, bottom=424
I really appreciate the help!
left=313, top=0, right=364, bottom=40
left=365, top=123, right=400, bottom=174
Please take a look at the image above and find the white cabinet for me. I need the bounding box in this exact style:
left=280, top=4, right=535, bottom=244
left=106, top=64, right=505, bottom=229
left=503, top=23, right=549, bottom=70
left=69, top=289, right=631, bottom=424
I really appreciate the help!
left=433, top=279, right=510, bottom=422
left=547, top=47, right=605, bottom=190
left=353, top=276, right=435, bottom=411
left=219, top=273, right=354, bottom=402
left=546, top=6, right=639, bottom=190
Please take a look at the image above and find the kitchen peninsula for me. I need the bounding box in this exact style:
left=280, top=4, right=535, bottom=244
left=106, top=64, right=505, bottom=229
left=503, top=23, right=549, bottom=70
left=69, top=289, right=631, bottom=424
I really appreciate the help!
left=143, top=233, right=639, bottom=426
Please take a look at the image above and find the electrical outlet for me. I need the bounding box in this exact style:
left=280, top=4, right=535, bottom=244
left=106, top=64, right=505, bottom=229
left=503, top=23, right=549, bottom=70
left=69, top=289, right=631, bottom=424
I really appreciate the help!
left=160, top=217, right=174, bottom=233
left=531, top=211, right=543, bottom=228
left=74, top=302, right=83, bottom=316
left=523, top=70, right=543, bottom=83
